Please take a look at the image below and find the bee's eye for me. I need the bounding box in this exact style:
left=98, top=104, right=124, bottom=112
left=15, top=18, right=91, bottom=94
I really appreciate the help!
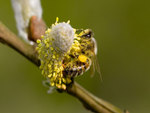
left=81, top=32, right=92, bottom=38
left=86, top=34, right=91, bottom=38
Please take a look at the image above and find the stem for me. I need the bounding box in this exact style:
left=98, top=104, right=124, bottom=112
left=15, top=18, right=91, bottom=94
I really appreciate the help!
left=0, top=21, right=124, bottom=113
left=67, top=82, right=123, bottom=113
left=0, top=22, right=39, bottom=65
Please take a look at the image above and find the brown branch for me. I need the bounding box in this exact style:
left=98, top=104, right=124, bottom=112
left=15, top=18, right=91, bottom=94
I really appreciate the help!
left=67, top=82, right=123, bottom=113
left=0, top=21, right=125, bottom=113
left=0, top=22, right=39, bottom=65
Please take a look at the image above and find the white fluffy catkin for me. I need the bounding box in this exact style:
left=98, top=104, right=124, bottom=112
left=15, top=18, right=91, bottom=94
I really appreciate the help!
left=51, top=23, right=75, bottom=54
left=11, top=0, right=42, bottom=43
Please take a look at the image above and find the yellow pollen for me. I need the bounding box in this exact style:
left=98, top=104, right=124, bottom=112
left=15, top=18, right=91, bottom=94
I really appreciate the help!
left=36, top=39, right=41, bottom=43
left=56, top=17, right=59, bottom=22
left=41, top=35, right=44, bottom=39
left=78, top=55, right=87, bottom=63
left=66, top=78, right=72, bottom=84
left=61, top=84, right=66, bottom=90
left=52, top=55, right=56, bottom=59
left=48, top=74, right=52, bottom=78
left=50, top=82, right=55, bottom=86
left=46, top=44, right=49, bottom=48
left=47, top=28, right=51, bottom=33
left=50, top=47, right=54, bottom=51
left=67, top=20, right=70, bottom=24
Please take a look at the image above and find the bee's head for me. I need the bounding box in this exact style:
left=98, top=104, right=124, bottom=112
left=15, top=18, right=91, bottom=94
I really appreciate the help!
left=76, top=29, right=97, bottom=55
left=76, top=29, right=94, bottom=39
left=81, top=29, right=93, bottom=39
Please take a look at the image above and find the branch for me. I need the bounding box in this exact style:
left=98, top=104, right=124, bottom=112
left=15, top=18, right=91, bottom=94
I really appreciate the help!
left=0, top=22, right=39, bottom=65
left=0, top=21, right=125, bottom=113
left=11, top=0, right=42, bottom=41
left=67, top=82, right=123, bottom=113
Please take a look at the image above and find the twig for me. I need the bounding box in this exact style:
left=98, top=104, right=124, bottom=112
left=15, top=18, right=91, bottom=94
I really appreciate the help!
left=0, top=22, right=39, bottom=65
left=0, top=21, right=124, bottom=113
left=67, top=82, right=123, bottom=113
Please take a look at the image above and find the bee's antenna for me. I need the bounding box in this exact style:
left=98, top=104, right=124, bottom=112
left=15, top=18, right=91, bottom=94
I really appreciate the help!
left=76, top=29, right=84, bottom=32
left=76, top=29, right=84, bottom=34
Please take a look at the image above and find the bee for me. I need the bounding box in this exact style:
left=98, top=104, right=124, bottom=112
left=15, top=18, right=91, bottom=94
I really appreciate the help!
left=63, top=29, right=101, bottom=79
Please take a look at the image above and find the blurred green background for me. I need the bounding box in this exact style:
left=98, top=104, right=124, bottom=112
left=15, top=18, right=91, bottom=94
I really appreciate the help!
left=0, top=0, right=150, bottom=113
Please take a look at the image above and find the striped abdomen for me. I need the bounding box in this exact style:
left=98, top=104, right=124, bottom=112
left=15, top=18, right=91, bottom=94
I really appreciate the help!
left=63, top=58, right=91, bottom=78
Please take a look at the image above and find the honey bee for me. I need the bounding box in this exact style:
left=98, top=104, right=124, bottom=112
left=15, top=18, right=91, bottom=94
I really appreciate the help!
left=63, top=29, right=101, bottom=79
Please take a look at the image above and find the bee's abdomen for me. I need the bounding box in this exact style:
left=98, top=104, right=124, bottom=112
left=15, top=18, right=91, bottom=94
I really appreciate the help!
left=63, top=58, right=91, bottom=78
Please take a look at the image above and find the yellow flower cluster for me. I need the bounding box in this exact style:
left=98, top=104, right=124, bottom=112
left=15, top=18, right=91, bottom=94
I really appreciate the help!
left=36, top=18, right=76, bottom=90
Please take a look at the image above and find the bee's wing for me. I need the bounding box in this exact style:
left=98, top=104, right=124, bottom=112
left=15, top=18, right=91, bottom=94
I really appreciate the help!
left=95, top=54, right=102, bottom=80
left=90, top=53, right=102, bottom=81
left=90, top=55, right=96, bottom=77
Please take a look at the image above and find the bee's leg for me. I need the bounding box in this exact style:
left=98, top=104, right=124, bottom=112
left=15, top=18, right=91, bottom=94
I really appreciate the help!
left=56, top=88, right=64, bottom=93
left=57, top=77, right=74, bottom=93
left=65, top=77, right=74, bottom=91
left=75, top=29, right=84, bottom=34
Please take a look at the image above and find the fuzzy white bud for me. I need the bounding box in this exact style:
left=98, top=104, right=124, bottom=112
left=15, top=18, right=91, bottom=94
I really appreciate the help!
left=11, top=0, right=42, bottom=43
left=51, top=23, right=74, bottom=54
left=36, top=21, right=75, bottom=90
